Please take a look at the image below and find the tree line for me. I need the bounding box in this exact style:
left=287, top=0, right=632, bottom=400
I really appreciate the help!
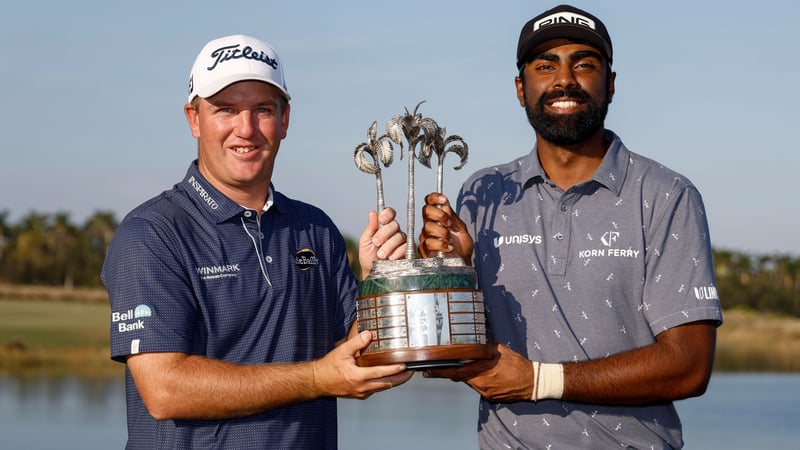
left=1, top=210, right=798, bottom=317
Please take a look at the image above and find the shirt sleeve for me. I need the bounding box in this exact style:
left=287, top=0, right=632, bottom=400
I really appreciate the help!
left=642, top=184, right=723, bottom=334
left=102, top=215, right=199, bottom=362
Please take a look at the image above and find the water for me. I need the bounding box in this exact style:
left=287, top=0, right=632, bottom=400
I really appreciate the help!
left=0, top=373, right=797, bottom=449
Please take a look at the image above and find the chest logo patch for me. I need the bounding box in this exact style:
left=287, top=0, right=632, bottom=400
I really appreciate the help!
left=294, top=248, right=318, bottom=271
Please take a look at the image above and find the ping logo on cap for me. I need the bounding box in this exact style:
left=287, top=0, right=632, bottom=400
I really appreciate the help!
left=534, top=12, right=596, bottom=32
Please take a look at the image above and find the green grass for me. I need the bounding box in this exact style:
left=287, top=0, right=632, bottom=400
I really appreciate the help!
left=0, top=298, right=110, bottom=349
left=2, top=296, right=799, bottom=375
left=0, top=298, right=119, bottom=377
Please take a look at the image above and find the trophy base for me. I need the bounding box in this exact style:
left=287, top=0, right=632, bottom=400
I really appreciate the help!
left=357, top=344, right=491, bottom=370
left=356, top=258, right=489, bottom=370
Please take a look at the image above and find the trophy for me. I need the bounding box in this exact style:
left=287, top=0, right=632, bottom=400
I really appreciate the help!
left=353, top=101, right=489, bottom=369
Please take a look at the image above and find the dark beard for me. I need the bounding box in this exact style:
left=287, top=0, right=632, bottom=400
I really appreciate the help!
left=525, top=87, right=609, bottom=146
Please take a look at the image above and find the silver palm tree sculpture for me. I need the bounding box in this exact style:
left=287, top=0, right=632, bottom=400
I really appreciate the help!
left=354, top=121, right=395, bottom=212
left=355, top=101, right=468, bottom=260
left=417, top=125, right=469, bottom=198
left=416, top=118, right=469, bottom=258
left=385, top=101, right=440, bottom=259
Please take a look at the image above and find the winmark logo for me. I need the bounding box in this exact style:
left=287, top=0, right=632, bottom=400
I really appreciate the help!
left=294, top=248, right=318, bottom=270
left=197, top=263, right=241, bottom=280
left=493, top=234, right=543, bottom=248
left=112, top=304, right=151, bottom=333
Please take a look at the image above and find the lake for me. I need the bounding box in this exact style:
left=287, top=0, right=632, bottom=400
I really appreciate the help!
left=1, top=373, right=797, bottom=449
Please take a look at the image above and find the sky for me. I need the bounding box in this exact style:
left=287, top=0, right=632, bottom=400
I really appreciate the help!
left=1, top=0, right=798, bottom=256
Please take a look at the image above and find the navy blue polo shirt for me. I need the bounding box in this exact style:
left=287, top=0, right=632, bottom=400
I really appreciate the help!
left=102, top=161, right=357, bottom=449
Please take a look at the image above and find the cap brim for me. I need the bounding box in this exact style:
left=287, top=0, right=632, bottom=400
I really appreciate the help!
left=517, top=26, right=612, bottom=68
left=191, top=74, right=291, bottom=102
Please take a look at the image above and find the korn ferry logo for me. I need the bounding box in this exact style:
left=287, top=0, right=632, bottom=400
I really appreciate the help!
left=112, top=304, right=152, bottom=333
left=601, top=231, right=619, bottom=247
left=579, top=231, right=641, bottom=259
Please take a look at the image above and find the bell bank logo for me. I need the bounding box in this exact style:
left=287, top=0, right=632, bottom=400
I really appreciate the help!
left=112, top=304, right=152, bottom=333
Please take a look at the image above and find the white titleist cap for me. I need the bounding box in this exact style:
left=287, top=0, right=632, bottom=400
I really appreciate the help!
left=187, top=34, right=290, bottom=103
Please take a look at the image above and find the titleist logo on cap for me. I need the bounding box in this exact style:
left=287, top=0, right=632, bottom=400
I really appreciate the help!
left=533, top=12, right=596, bottom=32
left=206, top=44, right=279, bottom=72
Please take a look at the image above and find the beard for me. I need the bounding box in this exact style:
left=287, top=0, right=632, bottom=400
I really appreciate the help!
left=524, top=87, right=609, bottom=146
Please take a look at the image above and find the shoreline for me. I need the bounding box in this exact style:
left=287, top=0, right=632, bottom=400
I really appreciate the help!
left=1, top=284, right=799, bottom=374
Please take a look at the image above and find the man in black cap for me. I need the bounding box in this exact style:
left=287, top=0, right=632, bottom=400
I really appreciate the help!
left=418, top=5, right=722, bottom=448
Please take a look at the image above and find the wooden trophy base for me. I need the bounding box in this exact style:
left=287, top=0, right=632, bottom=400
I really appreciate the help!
left=356, top=258, right=489, bottom=369
left=357, top=343, right=492, bottom=369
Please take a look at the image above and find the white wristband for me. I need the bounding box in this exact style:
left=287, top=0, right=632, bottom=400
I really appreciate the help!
left=531, top=361, right=564, bottom=402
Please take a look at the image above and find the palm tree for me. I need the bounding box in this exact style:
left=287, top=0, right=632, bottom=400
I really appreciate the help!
left=385, top=101, right=439, bottom=259
left=354, top=121, right=394, bottom=212
left=81, top=211, right=118, bottom=286
left=0, top=210, right=9, bottom=265
left=417, top=125, right=468, bottom=194
left=49, top=212, right=80, bottom=287
left=5, top=212, right=50, bottom=284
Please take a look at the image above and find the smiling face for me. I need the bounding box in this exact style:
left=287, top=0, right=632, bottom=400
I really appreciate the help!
left=516, top=39, right=615, bottom=146
left=184, top=80, right=290, bottom=207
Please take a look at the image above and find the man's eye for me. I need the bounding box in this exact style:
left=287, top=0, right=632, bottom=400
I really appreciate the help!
left=255, top=107, right=277, bottom=116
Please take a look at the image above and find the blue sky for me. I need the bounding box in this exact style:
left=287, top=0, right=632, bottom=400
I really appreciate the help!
left=1, top=0, right=798, bottom=256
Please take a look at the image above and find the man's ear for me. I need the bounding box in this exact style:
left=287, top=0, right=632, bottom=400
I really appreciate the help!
left=184, top=103, right=201, bottom=138
left=607, top=70, right=616, bottom=104
left=515, top=76, right=526, bottom=107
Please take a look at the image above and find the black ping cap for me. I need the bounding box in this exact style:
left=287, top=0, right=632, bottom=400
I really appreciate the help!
left=516, top=4, right=613, bottom=69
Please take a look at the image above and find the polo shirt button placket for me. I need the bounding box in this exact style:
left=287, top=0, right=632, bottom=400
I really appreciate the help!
left=547, top=195, right=570, bottom=275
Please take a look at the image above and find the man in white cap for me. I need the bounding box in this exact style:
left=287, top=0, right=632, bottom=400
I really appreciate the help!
left=102, top=35, right=412, bottom=449
left=418, top=5, right=722, bottom=448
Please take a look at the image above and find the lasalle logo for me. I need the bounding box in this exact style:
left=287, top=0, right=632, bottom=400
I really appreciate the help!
left=294, top=248, right=318, bottom=271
